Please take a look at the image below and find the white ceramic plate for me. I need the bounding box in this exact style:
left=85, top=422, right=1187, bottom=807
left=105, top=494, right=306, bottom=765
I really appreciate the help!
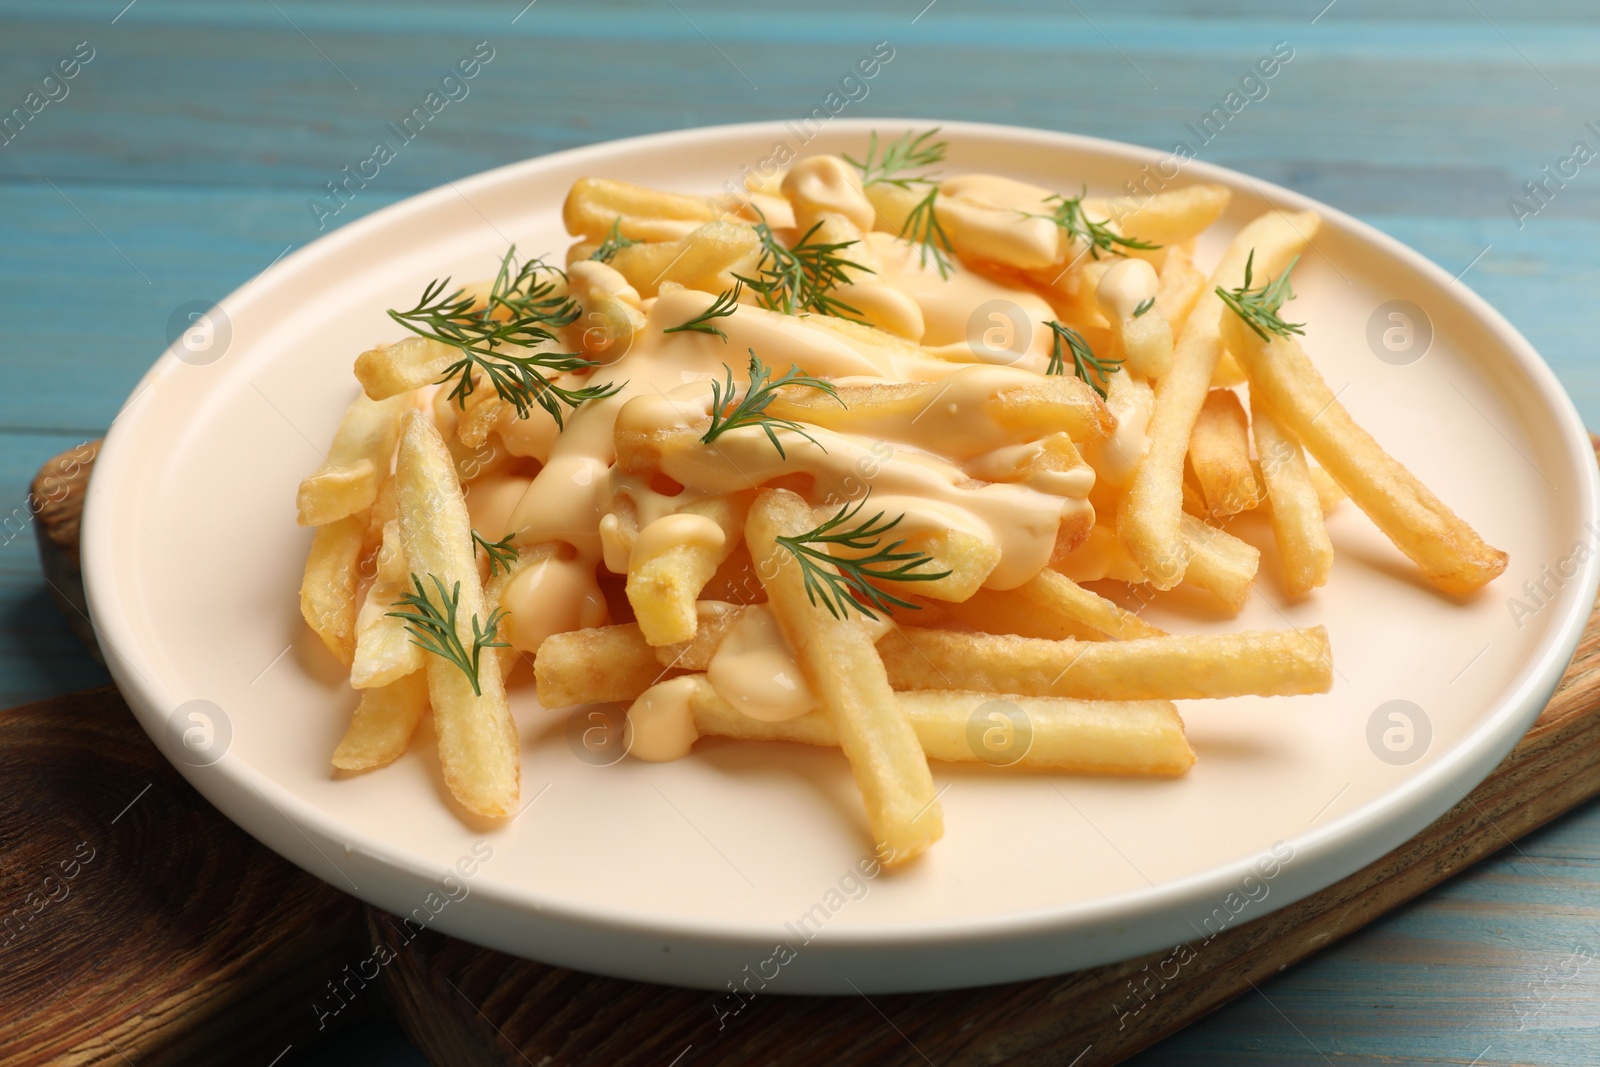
left=83, top=120, right=1600, bottom=994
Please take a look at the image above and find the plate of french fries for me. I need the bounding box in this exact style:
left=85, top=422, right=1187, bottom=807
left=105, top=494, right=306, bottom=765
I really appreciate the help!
left=83, top=120, right=1599, bottom=993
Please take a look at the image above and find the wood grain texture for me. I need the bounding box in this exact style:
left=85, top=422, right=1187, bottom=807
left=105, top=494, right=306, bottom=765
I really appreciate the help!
left=0, top=687, right=369, bottom=1066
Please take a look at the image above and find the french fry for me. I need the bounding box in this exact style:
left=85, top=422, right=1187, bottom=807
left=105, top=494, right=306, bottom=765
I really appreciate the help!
left=351, top=519, right=426, bottom=688
left=1220, top=311, right=1507, bottom=595
left=1179, top=513, right=1260, bottom=611
left=332, top=671, right=429, bottom=771
left=749, top=489, right=942, bottom=864
left=296, top=393, right=409, bottom=526
left=1188, top=389, right=1263, bottom=518
left=395, top=411, right=519, bottom=818
left=646, top=675, right=1193, bottom=776
left=536, top=621, right=684, bottom=707
left=1053, top=525, right=1149, bottom=584
left=563, top=177, right=722, bottom=242
left=1118, top=299, right=1176, bottom=380
left=355, top=336, right=459, bottom=401
left=1010, top=567, right=1165, bottom=640
left=628, top=495, right=750, bottom=646
left=1118, top=209, right=1319, bottom=588
left=1251, top=394, right=1333, bottom=596
left=299, top=510, right=369, bottom=666
left=652, top=601, right=747, bottom=671
left=1156, top=244, right=1207, bottom=337
left=1111, top=184, right=1232, bottom=247
left=1308, top=464, right=1346, bottom=515
left=878, top=624, right=1331, bottom=701
left=605, top=220, right=762, bottom=297
left=766, top=373, right=1114, bottom=445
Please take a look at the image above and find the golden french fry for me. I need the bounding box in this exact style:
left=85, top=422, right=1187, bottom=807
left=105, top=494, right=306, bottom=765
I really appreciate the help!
left=651, top=601, right=747, bottom=671
left=864, top=182, right=924, bottom=235
left=395, top=411, right=519, bottom=818
left=1220, top=313, right=1507, bottom=595
left=536, top=622, right=684, bottom=707
left=749, top=489, right=942, bottom=865
left=1118, top=209, right=1320, bottom=588
left=355, top=336, right=459, bottom=401
left=628, top=496, right=750, bottom=646
left=1156, top=244, right=1207, bottom=337
left=1189, top=388, right=1263, bottom=518
left=1054, top=524, right=1149, bottom=584
left=1113, top=184, right=1232, bottom=247
left=649, top=674, right=1193, bottom=776
left=300, top=510, right=369, bottom=666
left=333, top=671, right=429, bottom=771
left=1119, top=300, right=1176, bottom=380
left=1179, top=513, right=1260, bottom=611
left=351, top=519, right=426, bottom=689
left=879, top=624, right=1331, bottom=700
left=296, top=393, right=410, bottom=526
left=766, top=373, right=1114, bottom=444
left=564, top=177, right=722, bottom=242
left=1308, top=463, right=1346, bottom=515
left=1010, top=567, right=1164, bottom=640
left=1251, top=394, right=1333, bottom=596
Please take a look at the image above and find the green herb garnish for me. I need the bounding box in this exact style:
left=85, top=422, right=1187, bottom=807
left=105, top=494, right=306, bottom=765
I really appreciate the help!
left=843, top=128, right=947, bottom=189
left=662, top=282, right=743, bottom=340
left=471, top=530, right=518, bottom=577
left=776, top=494, right=952, bottom=621
left=701, top=349, right=841, bottom=459
left=1045, top=320, right=1122, bottom=398
left=735, top=214, right=873, bottom=321
left=387, top=574, right=507, bottom=697
left=1024, top=188, right=1161, bottom=261
left=388, top=246, right=620, bottom=428
left=589, top=220, right=639, bottom=264
left=1216, top=251, right=1304, bottom=341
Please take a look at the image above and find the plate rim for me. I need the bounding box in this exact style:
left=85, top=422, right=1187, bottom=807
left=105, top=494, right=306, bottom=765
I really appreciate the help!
left=81, top=117, right=1600, bottom=985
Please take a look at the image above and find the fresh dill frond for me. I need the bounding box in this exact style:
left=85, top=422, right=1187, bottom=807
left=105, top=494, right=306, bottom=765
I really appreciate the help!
left=700, top=348, right=841, bottom=459
left=471, top=530, right=518, bottom=577
left=589, top=220, right=640, bottom=263
left=388, top=245, right=620, bottom=428
left=842, top=128, right=947, bottom=189
left=775, top=494, right=952, bottom=621
left=901, top=186, right=953, bottom=279
left=386, top=574, right=508, bottom=697
left=1133, top=296, right=1155, bottom=319
left=1216, top=251, right=1305, bottom=341
left=1045, top=320, right=1123, bottom=398
left=1024, top=188, right=1162, bottom=261
left=662, top=282, right=743, bottom=340
left=734, top=215, right=873, bottom=320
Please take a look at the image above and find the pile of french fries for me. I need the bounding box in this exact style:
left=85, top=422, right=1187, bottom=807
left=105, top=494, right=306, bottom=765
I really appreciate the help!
left=297, top=131, right=1505, bottom=864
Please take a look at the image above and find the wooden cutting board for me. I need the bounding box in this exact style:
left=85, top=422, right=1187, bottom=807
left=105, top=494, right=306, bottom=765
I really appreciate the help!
left=7, top=443, right=1600, bottom=1066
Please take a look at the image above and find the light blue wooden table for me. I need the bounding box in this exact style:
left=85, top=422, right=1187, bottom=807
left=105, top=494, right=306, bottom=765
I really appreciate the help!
left=4, top=2, right=1598, bottom=1063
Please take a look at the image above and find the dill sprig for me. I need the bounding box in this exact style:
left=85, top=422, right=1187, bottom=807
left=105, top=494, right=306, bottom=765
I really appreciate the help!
left=701, top=349, right=841, bottom=459
left=734, top=214, right=873, bottom=320
left=386, top=574, right=508, bottom=697
left=1045, top=320, right=1123, bottom=398
left=901, top=186, right=954, bottom=279
left=662, top=282, right=743, bottom=340
left=1216, top=251, right=1305, bottom=341
left=589, top=220, right=640, bottom=264
left=1132, top=296, right=1155, bottom=319
left=776, top=494, right=952, bottom=621
left=471, top=530, right=518, bottom=577
left=388, top=246, right=620, bottom=428
left=1024, top=188, right=1162, bottom=261
left=843, top=128, right=947, bottom=189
